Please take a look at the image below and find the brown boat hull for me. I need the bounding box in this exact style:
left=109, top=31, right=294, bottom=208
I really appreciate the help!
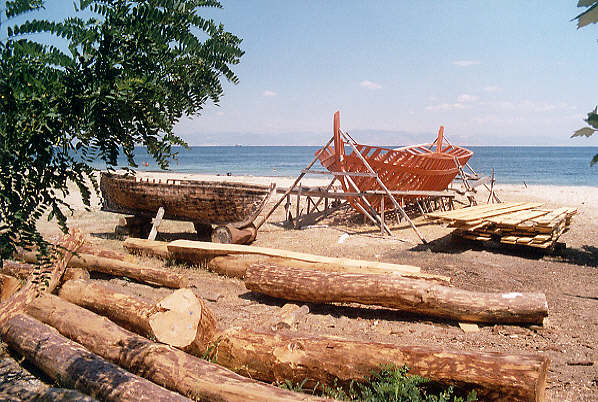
left=100, top=173, right=274, bottom=227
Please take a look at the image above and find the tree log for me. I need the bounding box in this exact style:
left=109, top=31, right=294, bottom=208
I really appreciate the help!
left=0, top=349, right=98, bottom=402
left=245, top=264, right=549, bottom=325
left=59, top=280, right=217, bottom=353
left=55, top=278, right=549, bottom=401
left=122, top=239, right=450, bottom=283
left=215, top=327, right=548, bottom=402
left=2, top=260, right=34, bottom=279
left=79, top=242, right=129, bottom=261
left=0, top=230, right=85, bottom=327
left=211, top=223, right=257, bottom=245
left=123, top=238, right=171, bottom=259
left=2, top=314, right=189, bottom=402
left=26, top=294, right=323, bottom=402
left=19, top=250, right=188, bottom=289
left=0, top=273, right=21, bottom=301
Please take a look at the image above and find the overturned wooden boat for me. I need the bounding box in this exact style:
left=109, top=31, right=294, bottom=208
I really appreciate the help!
left=317, top=111, right=473, bottom=214
left=100, top=173, right=275, bottom=243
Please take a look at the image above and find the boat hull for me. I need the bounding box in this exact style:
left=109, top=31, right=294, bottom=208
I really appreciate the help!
left=317, top=112, right=473, bottom=213
left=100, top=173, right=274, bottom=227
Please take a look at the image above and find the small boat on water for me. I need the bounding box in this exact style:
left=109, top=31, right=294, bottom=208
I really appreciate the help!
left=317, top=111, right=473, bottom=213
left=100, top=173, right=275, bottom=228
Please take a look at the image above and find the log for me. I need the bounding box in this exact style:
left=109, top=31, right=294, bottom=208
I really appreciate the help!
left=125, top=238, right=449, bottom=283
left=19, top=250, right=188, bottom=289
left=63, top=267, right=91, bottom=281
left=59, top=280, right=217, bottom=353
left=0, top=273, right=21, bottom=301
left=55, top=278, right=549, bottom=401
left=215, top=327, right=548, bottom=402
left=123, top=238, right=170, bottom=259
left=0, top=350, right=98, bottom=402
left=2, top=259, right=89, bottom=283
left=0, top=230, right=85, bottom=327
left=26, top=294, right=323, bottom=402
left=244, top=264, right=549, bottom=325
left=211, top=223, right=257, bottom=245
left=2, top=314, right=188, bottom=402
left=79, top=241, right=129, bottom=261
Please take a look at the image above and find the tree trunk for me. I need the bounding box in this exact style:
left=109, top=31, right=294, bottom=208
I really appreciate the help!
left=122, top=239, right=450, bottom=283
left=0, top=273, right=21, bottom=301
left=79, top=241, right=129, bottom=261
left=25, top=294, right=323, bottom=402
left=123, top=238, right=170, bottom=259
left=55, top=278, right=549, bottom=401
left=2, top=314, right=189, bottom=402
left=215, top=327, right=548, bottom=402
left=59, top=279, right=217, bottom=353
left=211, top=223, right=257, bottom=245
left=0, top=230, right=85, bottom=327
left=2, top=260, right=35, bottom=279
left=245, top=264, right=549, bottom=325
left=166, top=239, right=451, bottom=283
left=19, top=251, right=188, bottom=289
left=0, top=349, right=98, bottom=402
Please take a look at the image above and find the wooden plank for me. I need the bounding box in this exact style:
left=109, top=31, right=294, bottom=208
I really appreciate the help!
left=147, top=206, right=164, bottom=241
left=427, top=202, right=524, bottom=220
left=167, top=240, right=425, bottom=275
left=448, top=203, right=544, bottom=223
left=488, top=209, right=551, bottom=226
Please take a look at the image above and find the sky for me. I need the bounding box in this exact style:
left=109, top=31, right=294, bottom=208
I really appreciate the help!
left=7, top=1, right=598, bottom=146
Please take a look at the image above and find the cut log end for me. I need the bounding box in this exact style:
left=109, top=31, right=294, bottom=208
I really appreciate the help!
left=211, top=223, right=257, bottom=245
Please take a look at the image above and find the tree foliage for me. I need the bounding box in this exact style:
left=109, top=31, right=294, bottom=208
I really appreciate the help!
left=571, top=1, right=598, bottom=165
left=0, top=0, right=243, bottom=260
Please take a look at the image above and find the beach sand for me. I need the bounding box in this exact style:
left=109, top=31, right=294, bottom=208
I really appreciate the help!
left=31, top=172, right=598, bottom=400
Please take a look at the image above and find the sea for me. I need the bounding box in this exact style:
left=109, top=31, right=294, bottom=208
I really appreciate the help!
left=93, top=146, right=598, bottom=187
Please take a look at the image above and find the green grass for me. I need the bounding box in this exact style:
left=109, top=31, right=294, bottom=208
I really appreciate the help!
left=278, top=365, right=477, bottom=402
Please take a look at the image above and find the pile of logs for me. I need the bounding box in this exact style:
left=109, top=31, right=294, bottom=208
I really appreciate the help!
left=0, top=234, right=551, bottom=401
left=427, top=202, right=577, bottom=249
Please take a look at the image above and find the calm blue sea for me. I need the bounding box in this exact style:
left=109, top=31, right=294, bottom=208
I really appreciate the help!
left=94, top=146, right=598, bottom=187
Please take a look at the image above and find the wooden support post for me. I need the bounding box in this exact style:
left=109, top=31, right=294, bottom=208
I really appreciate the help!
left=380, top=197, right=385, bottom=235
left=148, top=206, right=164, bottom=241
left=295, top=185, right=301, bottom=229
left=255, top=137, right=334, bottom=230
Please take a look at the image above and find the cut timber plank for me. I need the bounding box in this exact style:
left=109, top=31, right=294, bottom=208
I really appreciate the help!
left=427, top=202, right=524, bottom=220
left=448, top=203, right=544, bottom=223
left=167, top=240, right=421, bottom=274
left=488, top=209, right=551, bottom=226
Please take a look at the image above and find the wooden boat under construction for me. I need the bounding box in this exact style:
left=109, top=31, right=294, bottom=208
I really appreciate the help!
left=100, top=173, right=275, bottom=234
left=317, top=111, right=473, bottom=214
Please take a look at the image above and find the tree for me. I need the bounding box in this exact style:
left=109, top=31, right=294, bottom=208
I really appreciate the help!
left=571, top=1, right=598, bottom=165
left=0, top=0, right=243, bottom=260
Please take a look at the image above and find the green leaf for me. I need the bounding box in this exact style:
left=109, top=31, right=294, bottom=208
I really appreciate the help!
left=591, top=153, right=598, bottom=166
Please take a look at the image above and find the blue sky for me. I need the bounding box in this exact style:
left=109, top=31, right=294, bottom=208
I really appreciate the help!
left=8, top=1, right=598, bottom=146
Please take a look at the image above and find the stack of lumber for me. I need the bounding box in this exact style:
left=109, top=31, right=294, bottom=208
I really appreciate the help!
left=427, top=202, right=577, bottom=249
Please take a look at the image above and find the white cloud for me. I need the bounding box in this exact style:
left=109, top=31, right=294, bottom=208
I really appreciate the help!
left=426, top=103, right=466, bottom=111
left=483, top=85, right=499, bottom=92
left=452, top=60, right=481, bottom=67
left=360, top=80, right=382, bottom=90
left=263, top=90, right=277, bottom=97
left=456, top=94, right=479, bottom=103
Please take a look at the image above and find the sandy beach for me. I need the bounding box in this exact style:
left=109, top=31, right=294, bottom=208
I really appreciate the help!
left=30, top=171, right=598, bottom=400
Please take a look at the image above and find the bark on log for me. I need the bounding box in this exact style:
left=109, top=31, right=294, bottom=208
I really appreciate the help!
left=19, top=251, right=188, bottom=289
left=3, top=314, right=188, bottom=402
left=59, top=280, right=217, bottom=353
left=55, top=278, right=548, bottom=401
left=245, top=264, right=549, bottom=325
left=215, top=327, right=548, bottom=402
left=123, top=238, right=449, bottom=283
left=0, top=230, right=85, bottom=327
left=79, top=242, right=129, bottom=261
left=211, top=223, right=257, bottom=245
left=0, top=350, right=99, bottom=402
left=123, top=238, right=170, bottom=259
left=2, top=260, right=34, bottom=279
left=26, top=294, right=323, bottom=402
left=0, top=273, right=21, bottom=301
